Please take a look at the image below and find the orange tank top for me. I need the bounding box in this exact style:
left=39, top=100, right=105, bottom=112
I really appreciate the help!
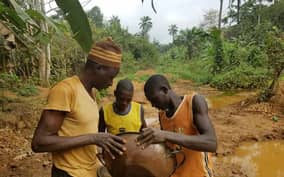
left=159, top=93, right=213, bottom=177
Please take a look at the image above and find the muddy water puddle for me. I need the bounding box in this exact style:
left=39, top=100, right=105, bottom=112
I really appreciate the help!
left=223, top=140, right=284, bottom=177
left=207, top=91, right=256, bottom=109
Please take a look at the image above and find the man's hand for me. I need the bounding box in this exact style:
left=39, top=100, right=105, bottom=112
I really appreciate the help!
left=92, top=133, right=127, bottom=159
left=136, top=128, right=166, bottom=149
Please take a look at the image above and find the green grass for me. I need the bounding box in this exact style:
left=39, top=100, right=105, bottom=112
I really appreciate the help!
left=154, top=57, right=213, bottom=84
left=280, top=75, right=284, bottom=81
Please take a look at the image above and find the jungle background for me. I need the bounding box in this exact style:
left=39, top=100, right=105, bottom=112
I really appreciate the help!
left=0, top=0, right=284, bottom=177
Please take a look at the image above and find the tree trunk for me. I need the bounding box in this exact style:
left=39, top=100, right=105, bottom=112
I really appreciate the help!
left=269, top=69, right=283, bottom=93
left=218, top=0, right=223, bottom=29
left=37, top=0, right=50, bottom=87
left=260, top=69, right=284, bottom=102
left=237, top=0, right=241, bottom=24
left=257, top=0, right=262, bottom=25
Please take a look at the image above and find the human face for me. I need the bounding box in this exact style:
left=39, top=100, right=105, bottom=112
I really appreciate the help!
left=93, top=66, right=120, bottom=90
left=146, top=87, right=169, bottom=111
left=114, top=89, right=133, bottom=112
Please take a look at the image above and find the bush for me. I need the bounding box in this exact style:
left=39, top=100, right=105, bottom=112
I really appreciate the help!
left=17, top=84, right=38, bottom=96
left=118, top=52, right=141, bottom=79
left=155, top=56, right=213, bottom=84
left=210, top=65, right=269, bottom=90
left=0, top=73, right=20, bottom=89
left=0, top=73, right=38, bottom=96
left=95, top=89, right=108, bottom=102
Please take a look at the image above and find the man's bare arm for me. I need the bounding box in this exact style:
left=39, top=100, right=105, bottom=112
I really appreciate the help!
left=137, top=95, right=217, bottom=152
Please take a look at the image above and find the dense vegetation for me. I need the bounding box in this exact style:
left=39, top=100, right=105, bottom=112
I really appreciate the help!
left=0, top=0, right=283, bottom=101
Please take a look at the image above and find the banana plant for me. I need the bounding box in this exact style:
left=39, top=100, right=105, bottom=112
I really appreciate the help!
left=55, top=0, right=92, bottom=53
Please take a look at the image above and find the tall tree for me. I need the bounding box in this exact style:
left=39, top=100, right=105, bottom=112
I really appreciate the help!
left=219, top=0, right=223, bottom=29
left=261, top=29, right=284, bottom=101
left=87, top=6, right=103, bottom=28
left=175, top=27, right=208, bottom=59
left=237, top=0, right=241, bottom=24
left=168, top=24, right=178, bottom=43
left=35, top=0, right=51, bottom=86
left=200, top=9, right=219, bottom=30
left=210, top=28, right=224, bottom=75
left=109, top=15, right=121, bottom=28
left=138, top=16, right=152, bottom=38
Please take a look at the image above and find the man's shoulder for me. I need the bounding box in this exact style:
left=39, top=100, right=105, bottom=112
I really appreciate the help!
left=131, top=101, right=143, bottom=109
left=52, top=76, right=78, bottom=90
left=58, top=76, right=78, bottom=86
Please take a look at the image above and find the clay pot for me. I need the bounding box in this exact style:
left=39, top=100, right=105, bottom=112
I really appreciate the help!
left=98, top=132, right=177, bottom=177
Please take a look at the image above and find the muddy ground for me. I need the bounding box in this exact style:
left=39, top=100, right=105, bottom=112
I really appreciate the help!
left=0, top=75, right=283, bottom=177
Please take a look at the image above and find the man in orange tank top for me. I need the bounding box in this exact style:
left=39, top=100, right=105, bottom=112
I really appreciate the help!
left=137, top=74, right=217, bottom=177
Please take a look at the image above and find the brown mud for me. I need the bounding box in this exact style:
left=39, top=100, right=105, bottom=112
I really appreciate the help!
left=0, top=74, right=283, bottom=177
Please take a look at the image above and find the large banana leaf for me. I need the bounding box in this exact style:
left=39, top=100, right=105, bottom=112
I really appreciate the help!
left=8, top=0, right=38, bottom=27
left=55, top=0, right=93, bottom=53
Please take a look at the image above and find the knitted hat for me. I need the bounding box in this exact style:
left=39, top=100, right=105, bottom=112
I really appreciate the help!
left=87, top=37, right=122, bottom=68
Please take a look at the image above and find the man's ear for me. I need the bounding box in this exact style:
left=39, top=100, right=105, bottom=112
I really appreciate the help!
left=114, top=90, right=117, bottom=97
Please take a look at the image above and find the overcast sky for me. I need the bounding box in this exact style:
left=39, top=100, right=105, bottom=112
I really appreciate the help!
left=48, top=0, right=229, bottom=44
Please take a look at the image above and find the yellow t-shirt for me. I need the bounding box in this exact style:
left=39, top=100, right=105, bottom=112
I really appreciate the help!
left=103, top=102, right=142, bottom=135
left=45, top=76, right=99, bottom=177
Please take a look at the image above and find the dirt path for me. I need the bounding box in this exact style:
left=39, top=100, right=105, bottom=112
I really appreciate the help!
left=0, top=77, right=283, bottom=177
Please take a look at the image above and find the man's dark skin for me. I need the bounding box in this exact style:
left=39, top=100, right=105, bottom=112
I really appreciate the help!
left=136, top=84, right=217, bottom=152
left=98, top=87, right=147, bottom=133
left=32, top=61, right=126, bottom=159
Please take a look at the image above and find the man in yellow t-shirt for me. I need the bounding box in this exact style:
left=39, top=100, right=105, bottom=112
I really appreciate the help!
left=98, top=79, right=147, bottom=135
left=31, top=38, right=127, bottom=177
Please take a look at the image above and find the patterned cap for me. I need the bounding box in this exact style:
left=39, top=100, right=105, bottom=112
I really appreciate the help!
left=87, top=37, right=122, bottom=68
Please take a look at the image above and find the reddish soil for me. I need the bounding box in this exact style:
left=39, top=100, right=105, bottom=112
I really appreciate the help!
left=0, top=77, right=283, bottom=177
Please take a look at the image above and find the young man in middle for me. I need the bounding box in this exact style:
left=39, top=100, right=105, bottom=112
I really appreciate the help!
left=98, top=79, right=147, bottom=134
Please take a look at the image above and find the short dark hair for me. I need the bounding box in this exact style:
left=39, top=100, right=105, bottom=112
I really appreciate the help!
left=116, top=79, right=134, bottom=92
left=144, top=74, right=171, bottom=96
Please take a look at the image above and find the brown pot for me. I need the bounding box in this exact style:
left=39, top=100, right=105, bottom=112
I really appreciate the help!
left=98, top=132, right=177, bottom=177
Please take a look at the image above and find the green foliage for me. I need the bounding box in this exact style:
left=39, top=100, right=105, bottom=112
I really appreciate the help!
left=95, top=89, right=108, bottom=102
left=257, top=27, right=284, bottom=101
left=164, top=46, right=187, bottom=60
left=263, top=0, right=284, bottom=31
left=265, top=27, right=284, bottom=75
left=0, top=2, right=26, bottom=32
left=247, top=45, right=267, bottom=67
left=128, top=37, right=159, bottom=60
left=210, top=28, right=224, bottom=74
left=139, top=16, right=152, bottom=38
left=175, top=27, right=209, bottom=59
left=0, top=73, right=38, bottom=96
left=55, top=0, right=92, bottom=53
left=86, top=6, right=104, bottom=28
left=222, top=41, right=267, bottom=70
left=8, top=0, right=38, bottom=27
left=168, top=24, right=178, bottom=42
left=271, top=115, right=279, bottom=122
left=0, top=73, right=20, bottom=89
left=155, top=56, right=213, bottom=84
left=49, top=26, right=85, bottom=82
left=119, top=52, right=141, bottom=77
left=210, top=65, right=269, bottom=90
left=1, top=0, right=283, bottom=104
left=136, top=74, right=151, bottom=82
left=17, top=84, right=38, bottom=96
